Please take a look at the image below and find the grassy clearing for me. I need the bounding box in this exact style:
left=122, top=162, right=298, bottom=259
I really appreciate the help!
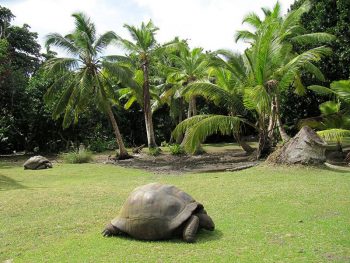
left=0, top=161, right=349, bottom=262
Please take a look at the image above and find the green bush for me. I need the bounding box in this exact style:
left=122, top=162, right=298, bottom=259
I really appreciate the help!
left=88, top=138, right=116, bottom=153
left=60, top=149, right=93, bottom=163
left=148, top=147, right=161, bottom=156
left=168, top=144, right=185, bottom=155
left=160, top=141, right=169, bottom=147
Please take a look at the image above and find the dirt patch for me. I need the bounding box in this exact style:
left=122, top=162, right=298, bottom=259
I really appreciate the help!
left=99, top=149, right=260, bottom=174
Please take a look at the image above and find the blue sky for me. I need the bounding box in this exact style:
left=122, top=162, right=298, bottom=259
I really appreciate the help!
left=3, top=0, right=295, bottom=55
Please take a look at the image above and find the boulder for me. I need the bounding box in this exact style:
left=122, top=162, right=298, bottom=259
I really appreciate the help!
left=23, top=155, right=53, bottom=170
left=267, top=126, right=327, bottom=165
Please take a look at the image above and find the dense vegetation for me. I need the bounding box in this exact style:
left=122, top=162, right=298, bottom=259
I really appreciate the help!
left=0, top=0, right=349, bottom=157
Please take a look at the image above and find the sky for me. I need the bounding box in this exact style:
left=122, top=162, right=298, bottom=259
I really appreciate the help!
left=2, top=0, right=295, bottom=55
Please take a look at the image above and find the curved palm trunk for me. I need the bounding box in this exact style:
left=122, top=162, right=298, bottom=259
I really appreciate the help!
left=142, top=60, right=157, bottom=148
left=106, top=106, right=130, bottom=159
left=234, top=133, right=254, bottom=153
left=268, top=96, right=277, bottom=141
left=275, top=95, right=290, bottom=142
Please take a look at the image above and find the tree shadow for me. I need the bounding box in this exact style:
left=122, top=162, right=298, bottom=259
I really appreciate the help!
left=0, top=174, right=27, bottom=191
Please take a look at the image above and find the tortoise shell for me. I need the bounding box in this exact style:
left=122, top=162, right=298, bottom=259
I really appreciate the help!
left=111, top=183, right=201, bottom=240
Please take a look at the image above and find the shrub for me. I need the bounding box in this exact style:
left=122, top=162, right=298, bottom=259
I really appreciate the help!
left=88, top=138, right=116, bottom=152
left=160, top=141, right=169, bottom=147
left=60, top=149, right=93, bottom=163
left=148, top=147, right=161, bottom=156
left=168, top=144, right=185, bottom=155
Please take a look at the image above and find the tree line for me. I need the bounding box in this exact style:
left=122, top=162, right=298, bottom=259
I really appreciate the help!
left=0, top=0, right=349, bottom=159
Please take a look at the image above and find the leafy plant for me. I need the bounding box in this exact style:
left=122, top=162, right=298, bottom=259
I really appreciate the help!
left=148, top=147, right=161, bottom=156
left=60, top=149, right=93, bottom=163
left=88, top=138, right=116, bottom=153
left=168, top=144, right=184, bottom=155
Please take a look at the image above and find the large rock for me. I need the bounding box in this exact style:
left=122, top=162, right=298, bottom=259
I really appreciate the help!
left=267, top=126, right=327, bottom=165
left=23, top=155, right=53, bottom=170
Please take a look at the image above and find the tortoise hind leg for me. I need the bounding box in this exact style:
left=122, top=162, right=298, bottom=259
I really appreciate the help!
left=102, top=223, right=123, bottom=237
left=183, top=215, right=199, bottom=243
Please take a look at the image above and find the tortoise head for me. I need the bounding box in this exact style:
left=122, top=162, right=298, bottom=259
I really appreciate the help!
left=197, top=211, right=215, bottom=231
left=102, top=223, right=123, bottom=237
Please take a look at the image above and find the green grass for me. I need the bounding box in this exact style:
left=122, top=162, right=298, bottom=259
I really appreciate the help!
left=0, top=161, right=349, bottom=262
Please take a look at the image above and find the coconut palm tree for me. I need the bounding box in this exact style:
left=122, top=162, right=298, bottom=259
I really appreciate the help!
left=174, top=1, right=334, bottom=158
left=44, top=13, right=135, bottom=159
left=166, top=46, right=210, bottom=118
left=117, top=20, right=160, bottom=148
left=236, top=0, right=335, bottom=144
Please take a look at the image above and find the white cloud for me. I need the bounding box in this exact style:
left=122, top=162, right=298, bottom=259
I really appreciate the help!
left=4, top=0, right=295, bottom=55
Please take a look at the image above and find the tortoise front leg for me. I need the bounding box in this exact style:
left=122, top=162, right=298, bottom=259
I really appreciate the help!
left=183, top=215, right=199, bottom=243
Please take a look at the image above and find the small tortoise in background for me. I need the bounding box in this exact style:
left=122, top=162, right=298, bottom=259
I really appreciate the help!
left=23, top=155, right=53, bottom=170
left=102, top=183, right=215, bottom=243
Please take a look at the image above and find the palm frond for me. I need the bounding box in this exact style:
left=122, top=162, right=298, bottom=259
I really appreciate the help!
left=45, top=33, right=79, bottom=55
left=317, top=129, right=350, bottom=143
left=51, top=82, right=76, bottom=120
left=304, top=62, right=325, bottom=81
left=183, top=82, right=245, bottom=114
left=242, top=12, right=262, bottom=29
left=44, top=57, right=79, bottom=74
left=172, top=115, right=213, bottom=141
left=243, top=85, right=270, bottom=113
left=182, top=115, right=243, bottom=154
left=94, top=31, right=118, bottom=53
left=307, top=85, right=334, bottom=95
left=319, top=101, right=340, bottom=115
left=235, top=30, right=256, bottom=43
left=291, top=33, right=336, bottom=45
left=72, top=12, right=96, bottom=44
left=102, top=61, right=138, bottom=89
left=278, top=46, right=332, bottom=91
left=280, top=0, right=311, bottom=36
left=331, top=80, right=350, bottom=103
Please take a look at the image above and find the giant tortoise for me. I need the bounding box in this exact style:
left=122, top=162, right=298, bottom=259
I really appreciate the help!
left=102, top=183, right=215, bottom=242
left=23, top=155, right=53, bottom=170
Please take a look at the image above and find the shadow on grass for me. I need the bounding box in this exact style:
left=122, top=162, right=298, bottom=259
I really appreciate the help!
left=103, top=229, right=223, bottom=244
left=0, top=174, right=27, bottom=191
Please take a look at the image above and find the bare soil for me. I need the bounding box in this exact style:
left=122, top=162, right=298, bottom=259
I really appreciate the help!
left=98, top=149, right=260, bottom=174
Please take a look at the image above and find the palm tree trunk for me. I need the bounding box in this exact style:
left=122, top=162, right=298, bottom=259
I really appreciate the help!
left=275, top=95, right=290, bottom=142
left=268, top=96, right=277, bottom=141
left=187, top=96, right=193, bottom=119
left=142, top=60, right=157, bottom=148
left=106, top=106, right=130, bottom=159
left=234, top=133, right=254, bottom=153
left=175, top=99, right=184, bottom=144
left=256, top=117, right=271, bottom=159
left=192, top=96, right=197, bottom=116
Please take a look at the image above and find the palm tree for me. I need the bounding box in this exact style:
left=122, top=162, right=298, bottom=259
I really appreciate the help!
left=236, top=1, right=335, bottom=145
left=171, top=61, right=255, bottom=154
left=166, top=46, right=210, bottom=118
left=44, top=13, right=135, bottom=159
left=174, top=1, right=334, bottom=158
left=117, top=20, right=159, bottom=148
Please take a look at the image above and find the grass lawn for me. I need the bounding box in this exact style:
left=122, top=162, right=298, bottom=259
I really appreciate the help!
left=0, top=161, right=350, bottom=262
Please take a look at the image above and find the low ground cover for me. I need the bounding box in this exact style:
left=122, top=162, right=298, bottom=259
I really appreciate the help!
left=0, top=156, right=349, bottom=262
